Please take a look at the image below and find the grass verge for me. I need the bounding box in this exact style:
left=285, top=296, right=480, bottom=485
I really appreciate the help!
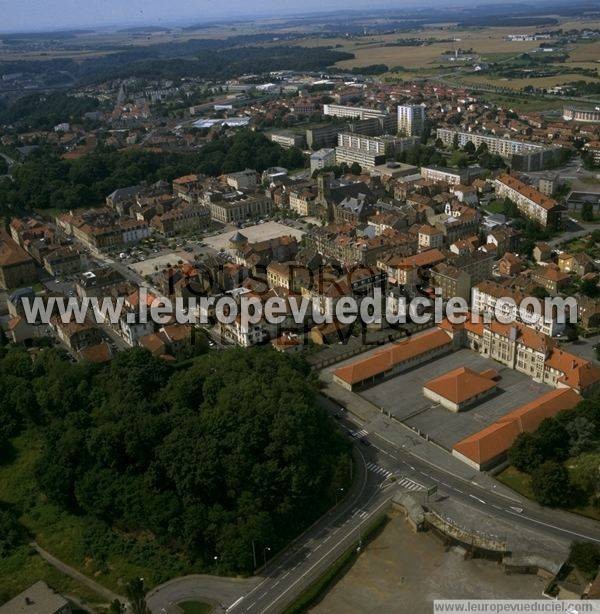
left=178, top=601, right=214, bottom=614
left=283, top=514, right=388, bottom=614
left=496, top=465, right=600, bottom=522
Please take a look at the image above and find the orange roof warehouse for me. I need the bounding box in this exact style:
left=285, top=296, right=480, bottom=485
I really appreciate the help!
left=330, top=321, right=600, bottom=471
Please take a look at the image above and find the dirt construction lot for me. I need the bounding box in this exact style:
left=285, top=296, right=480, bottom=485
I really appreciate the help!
left=311, top=513, right=546, bottom=614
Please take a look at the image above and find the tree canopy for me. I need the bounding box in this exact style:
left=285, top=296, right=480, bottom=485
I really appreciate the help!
left=0, top=345, right=352, bottom=574
left=0, top=131, right=305, bottom=215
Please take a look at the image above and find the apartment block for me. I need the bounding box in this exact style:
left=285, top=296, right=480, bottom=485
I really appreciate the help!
left=494, top=174, right=562, bottom=228
left=397, top=104, right=426, bottom=137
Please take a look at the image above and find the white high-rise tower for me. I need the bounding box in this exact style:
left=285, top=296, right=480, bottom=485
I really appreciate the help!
left=397, top=104, right=426, bottom=137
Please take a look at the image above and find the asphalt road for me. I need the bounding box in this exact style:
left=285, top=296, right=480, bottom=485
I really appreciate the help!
left=148, top=440, right=392, bottom=614
left=147, top=394, right=600, bottom=614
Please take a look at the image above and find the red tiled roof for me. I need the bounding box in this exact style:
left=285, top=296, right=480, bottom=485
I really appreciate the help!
left=333, top=329, right=452, bottom=386
left=423, top=367, right=497, bottom=404
left=453, top=388, right=580, bottom=466
left=496, top=174, right=559, bottom=211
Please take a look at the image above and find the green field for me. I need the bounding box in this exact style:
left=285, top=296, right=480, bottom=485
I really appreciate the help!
left=179, top=601, right=214, bottom=614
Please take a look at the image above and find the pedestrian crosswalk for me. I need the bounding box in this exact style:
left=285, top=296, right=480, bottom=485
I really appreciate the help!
left=366, top=462, right=394, bottom=479
left=352, top=507, right=369, bottom=519
left=350, top=428, right=369, bottom=439
left=397, top=476, right=425, bottom=492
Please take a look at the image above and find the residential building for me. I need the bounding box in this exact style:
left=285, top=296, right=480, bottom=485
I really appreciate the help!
left=225, top=169, right=258, bottom=191
left=150, top=205, right=210, bottom=236
left=420, top=166, right=468, bottom=185
left=310, top=148, right=336, bottom=173
left=208, top=193, right=274, bottom=224
left=306, top=124, right=343, bottom=149
left=0, top=231, right=38, bottom=290
left=531, top=265, right=571, bottom=294
left=494, top=174, right=563, bottom=229
left=563, top=106, right=600, bottom=123
left=324, top=104, right=396, bottom=132
left=397, top=104, right=426, bottom=137
left=436, top=128, right=558, bottom=170
left=289, top=185, right=319, bottom=216
left=431, top=263, right=471, bottom=301
left=76, top=268, right=128, bottom=299
left=472, top=280, right=566, bottom=336
left=42, top=247, right=81, bottom=277
left=173, top=174, right=205, bottom=204
left=418, top=225, right=444, bottom=250
left=269, top=131, right=305, bottom=149
left=335, top=133, right=418, bottom=170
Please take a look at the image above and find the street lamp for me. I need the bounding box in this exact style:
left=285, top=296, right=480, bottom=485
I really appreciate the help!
left=263, top=546, right=271, bottom=568
left=336, top=487, right=344, bottom=504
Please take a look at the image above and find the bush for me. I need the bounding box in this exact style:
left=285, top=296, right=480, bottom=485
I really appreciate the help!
left=0, top=505, right=26, bottom=556
left=531, top=461, right=571, bottom=507
left=569, top=542, right=600, bottom=576
left=508, top=433, right=544, bottom=473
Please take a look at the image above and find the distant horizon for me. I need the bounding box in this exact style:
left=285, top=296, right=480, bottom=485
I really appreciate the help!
left=0, top=0, right=570, bottom=35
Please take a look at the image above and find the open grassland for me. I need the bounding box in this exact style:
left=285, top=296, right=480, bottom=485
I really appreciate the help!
left=292, top=28, right=543, bottom=70
left=455, top=72, right=600, bottom=91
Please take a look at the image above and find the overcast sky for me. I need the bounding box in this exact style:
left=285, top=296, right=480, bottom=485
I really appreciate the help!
left=2, top=0, right=507, bottom=33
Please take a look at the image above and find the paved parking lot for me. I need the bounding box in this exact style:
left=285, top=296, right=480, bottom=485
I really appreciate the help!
left=203, top=221, right=305, bottom=252
left=129, top=251, right=197, bottom=276
left=564, top=336, right=600, bottom=363
left=360, top=349, right=550, bottom=450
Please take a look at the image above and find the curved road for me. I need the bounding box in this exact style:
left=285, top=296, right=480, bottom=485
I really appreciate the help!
left=146, top=396, right=600, bottom=613
left=147, top=445, right=386, bottom=614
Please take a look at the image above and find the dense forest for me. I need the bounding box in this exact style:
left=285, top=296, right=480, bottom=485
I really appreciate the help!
left=0, top=344, right=351, bottom=575
left=507, top=395, right=600, bottom=510
left=0, top=92, right=100, bottom=131
left=0, top=131, right=305, bottom=214
left=0, top=39, right=354, bottom=86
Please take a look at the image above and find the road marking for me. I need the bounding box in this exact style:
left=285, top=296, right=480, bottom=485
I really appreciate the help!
left=227, top=597, right=244, bottom=612
left=366, top=462, right=393, bottom=478
left=224, top=447, right=369, bottom=611
left=261, top=496, right=393, bottom=613
left=398, top=477, right=425, bottom=492
left=469, top=494, right=487, bottom=505
left=504, top=511, right=600, bottom=543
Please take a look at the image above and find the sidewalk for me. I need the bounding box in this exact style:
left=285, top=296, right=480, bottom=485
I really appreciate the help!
left=320, top=379, right=526, bottom=503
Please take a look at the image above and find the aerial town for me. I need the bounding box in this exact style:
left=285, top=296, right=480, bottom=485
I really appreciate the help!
left=2, top=1, right=600, bottom=613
